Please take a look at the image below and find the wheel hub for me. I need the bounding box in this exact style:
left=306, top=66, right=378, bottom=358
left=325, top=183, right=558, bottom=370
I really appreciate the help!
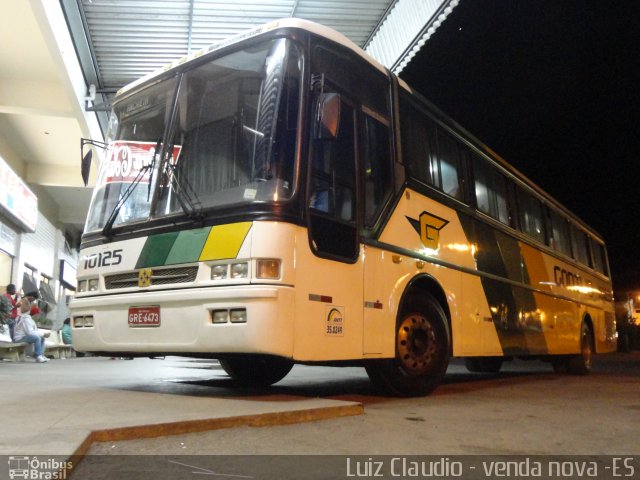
left=397, top=314, right=437, bottom=374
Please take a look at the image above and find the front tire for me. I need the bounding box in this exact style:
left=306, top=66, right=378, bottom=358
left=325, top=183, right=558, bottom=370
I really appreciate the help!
left=219, top=355, right=293, bottom=386
left=366, top=292, right=450, bottom=396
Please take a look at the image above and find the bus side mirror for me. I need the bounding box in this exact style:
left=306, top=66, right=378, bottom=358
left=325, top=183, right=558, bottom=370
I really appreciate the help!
left=80, top=137, right=107, bottom=187
left=315, top=93, right=340, bottom=140
left=81, top=150, right=92, bottom=187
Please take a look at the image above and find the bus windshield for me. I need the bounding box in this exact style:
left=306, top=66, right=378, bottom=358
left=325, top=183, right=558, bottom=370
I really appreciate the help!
left=85, top=38, right=301, bottom=233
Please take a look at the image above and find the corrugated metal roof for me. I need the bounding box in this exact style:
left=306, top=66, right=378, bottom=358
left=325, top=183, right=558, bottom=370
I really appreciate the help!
left=75, top=0, right=397, bottom=90
left=365, top=0, right=460, bottom=74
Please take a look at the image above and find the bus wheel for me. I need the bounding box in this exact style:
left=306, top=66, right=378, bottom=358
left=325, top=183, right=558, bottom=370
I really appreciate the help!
left=464, top=356, right=503, bottom=373
left=366, top=293, right=450, bottom=396
left=219, top=355, right=294, bottom=386
left=566, top=322, right=594, bottom=375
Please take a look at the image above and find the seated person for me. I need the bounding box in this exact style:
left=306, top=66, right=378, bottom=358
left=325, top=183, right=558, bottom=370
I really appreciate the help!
left=61, top=318, right=72, bottom=345
left=13, top=298, right=49, bottom=363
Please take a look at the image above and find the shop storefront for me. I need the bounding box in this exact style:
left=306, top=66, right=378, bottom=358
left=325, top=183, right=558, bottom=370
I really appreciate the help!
left=0, top=155, right=77, bottom=330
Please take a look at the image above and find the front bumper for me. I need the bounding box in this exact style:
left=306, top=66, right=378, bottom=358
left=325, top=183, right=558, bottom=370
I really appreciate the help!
left=70, top=285, right=295, bottom=357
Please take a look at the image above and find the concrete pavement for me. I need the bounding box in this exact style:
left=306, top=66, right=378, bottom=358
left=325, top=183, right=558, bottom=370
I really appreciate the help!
left=0, top=356, right=363, bottom=457
left=85, top=352, right=640, bottom=456
left=3, top=352, right=640, bottom=479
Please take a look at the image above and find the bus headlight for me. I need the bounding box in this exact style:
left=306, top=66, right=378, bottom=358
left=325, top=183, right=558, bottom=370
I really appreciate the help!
left=230, top=308, right=247, bottom=323
left=211, top=264, right=228, bottom=280
left=230, top=262, right=249, bottom=279
left=73, top=315, right=94, bottom=328
left=211, top=310, right=228, bottom=324
left=256, top=259, right=281, bottom=279
left=78, top=278, right=99, bottom=292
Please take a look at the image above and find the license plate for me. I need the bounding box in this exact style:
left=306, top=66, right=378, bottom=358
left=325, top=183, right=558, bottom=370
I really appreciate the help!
left=128, top=306, right=160, bottom=327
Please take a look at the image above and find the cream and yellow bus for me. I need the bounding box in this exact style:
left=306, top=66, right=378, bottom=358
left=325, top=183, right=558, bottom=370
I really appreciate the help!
left=71, top=19, right=616, bottom=396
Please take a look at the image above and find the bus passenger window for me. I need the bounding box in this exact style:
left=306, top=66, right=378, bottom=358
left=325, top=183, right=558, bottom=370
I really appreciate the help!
left=550, top=210, right=571, bottom=256
left=591, top=238, right=607, bottom=275
left=549, top=210, right=571, bottom=256
left=473, top=155, right=509, bottom=225
left=571, top=225, right=591, bottom=266
left=516, top=188, right=545, bottom=244
left=436, top=131, right=463, bottom=200
left=400, top=99, right=434, bottom=186
left=399, top=99, right=464, bottom=201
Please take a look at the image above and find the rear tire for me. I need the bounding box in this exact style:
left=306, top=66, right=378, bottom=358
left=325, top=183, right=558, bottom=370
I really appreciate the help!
left=219, top=355, right=293, bottom=386
left=552, top=322, right=594, bottom=375
left=566, top=322, right=594, bottom=375
left=366, top=292, right=450, bottom=396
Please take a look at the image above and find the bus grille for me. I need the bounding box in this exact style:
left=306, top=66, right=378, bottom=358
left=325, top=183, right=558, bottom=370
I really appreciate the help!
left=104, top=266, right=199, bottom=289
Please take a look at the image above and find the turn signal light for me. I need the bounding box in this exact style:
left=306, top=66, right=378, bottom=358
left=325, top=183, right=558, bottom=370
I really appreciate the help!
left=256, top=259, right=280, bottom=279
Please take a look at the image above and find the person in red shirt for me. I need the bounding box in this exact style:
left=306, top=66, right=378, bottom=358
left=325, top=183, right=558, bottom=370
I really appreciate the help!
left=3, top=284, right=19, bottom=339
left=4, top=284, right=18, bottom=318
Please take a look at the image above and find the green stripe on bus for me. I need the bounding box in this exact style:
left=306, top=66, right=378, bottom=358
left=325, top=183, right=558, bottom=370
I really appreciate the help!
left=165, top=227, right=211, bottom=265
left=135, top=223, right=252, bottom=268
left=136, top=231, right=180, bottom=268
left=457, top=212, right=548, bottom=355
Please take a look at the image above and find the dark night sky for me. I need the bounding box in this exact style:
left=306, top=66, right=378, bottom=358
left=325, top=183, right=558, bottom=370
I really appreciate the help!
left=400, top=0, right=640, bottom=294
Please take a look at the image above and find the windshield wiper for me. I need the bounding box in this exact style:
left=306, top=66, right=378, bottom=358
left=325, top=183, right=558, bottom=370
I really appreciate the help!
left=101, top=139, right=161, bottom=238
left=162, top=150, right=203, bottom=221
left=101, top=163, right=152, bottom=238
left=147, top=138, right=162, bottom=202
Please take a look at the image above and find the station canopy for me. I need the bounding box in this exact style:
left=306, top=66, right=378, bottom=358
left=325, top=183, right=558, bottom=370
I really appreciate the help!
left=63, top=0, right=460, bottom=115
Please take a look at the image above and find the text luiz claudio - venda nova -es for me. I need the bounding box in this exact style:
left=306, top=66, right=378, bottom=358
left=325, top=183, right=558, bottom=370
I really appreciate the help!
left=345, top=457, right=637, bottom=478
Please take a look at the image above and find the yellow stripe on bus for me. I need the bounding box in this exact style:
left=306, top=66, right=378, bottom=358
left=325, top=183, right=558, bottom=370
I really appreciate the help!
left=199, top=222, right=252, bottom=261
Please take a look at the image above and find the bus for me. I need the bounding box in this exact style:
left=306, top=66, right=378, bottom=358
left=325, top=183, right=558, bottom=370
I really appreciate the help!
left=71, top=18, right=616, bottom=396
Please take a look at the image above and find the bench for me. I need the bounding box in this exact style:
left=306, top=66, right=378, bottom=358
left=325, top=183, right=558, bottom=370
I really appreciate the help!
left=0, top=329, right=75, bottom=361
left=0, top=341, right=28, bottom=362
left=45, top=330, right=75, bottom=359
